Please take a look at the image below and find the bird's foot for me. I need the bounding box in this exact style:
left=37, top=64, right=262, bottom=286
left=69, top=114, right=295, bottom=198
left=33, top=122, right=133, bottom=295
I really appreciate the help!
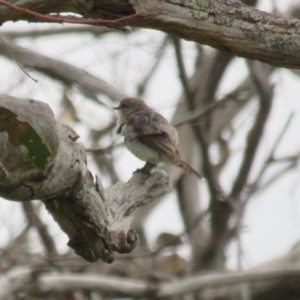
left=133, top=162, right=156, bottom=176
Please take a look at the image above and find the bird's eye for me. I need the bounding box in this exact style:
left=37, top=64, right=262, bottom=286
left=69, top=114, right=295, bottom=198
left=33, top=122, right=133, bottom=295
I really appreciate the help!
left=120, top=102, right=128, bottom=108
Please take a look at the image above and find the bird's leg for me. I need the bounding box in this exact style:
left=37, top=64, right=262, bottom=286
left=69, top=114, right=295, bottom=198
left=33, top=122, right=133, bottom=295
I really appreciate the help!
left=134, top=162, right=156, bottom=175
left=141, top=162, right=156, bottom=174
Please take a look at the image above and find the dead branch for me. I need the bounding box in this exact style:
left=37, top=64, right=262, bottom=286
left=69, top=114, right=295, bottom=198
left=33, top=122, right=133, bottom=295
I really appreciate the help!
left=0, top=94, right=172, bottom=263
left=0, top=36, right=127, bottom=103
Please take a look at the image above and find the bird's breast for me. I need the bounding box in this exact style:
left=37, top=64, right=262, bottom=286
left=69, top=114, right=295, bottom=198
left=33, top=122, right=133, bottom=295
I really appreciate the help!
left=117, top=123, right=134, bottom=137
left=125, top=137, right=161, bottom=165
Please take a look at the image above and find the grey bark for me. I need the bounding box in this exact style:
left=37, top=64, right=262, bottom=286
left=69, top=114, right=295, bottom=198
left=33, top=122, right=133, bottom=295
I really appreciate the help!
left=0, top=0, right=299, bottom=69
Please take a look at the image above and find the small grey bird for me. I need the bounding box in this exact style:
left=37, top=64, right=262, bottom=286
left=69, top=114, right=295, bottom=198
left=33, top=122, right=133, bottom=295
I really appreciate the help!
left=114, top=97, right=202, bottom=179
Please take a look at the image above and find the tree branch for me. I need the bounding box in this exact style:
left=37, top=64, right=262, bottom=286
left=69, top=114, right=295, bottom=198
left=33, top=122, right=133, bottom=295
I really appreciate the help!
left=248, top=112, right=295, bottom=195
left=137, top=34, right=169, bottom=96
left=3, top=265, right=300, bottom=299
left=2, top=26, right=123, bottom=39
left=172, top=48, right=234, bottom=270
left=0, top=36, right=127, bottom=103
left=230, top=61, right=273, bottom=199
left=0, top=0, right=299, bottom=68
left=22, top=202, right=58, bottom=257
left=0, top=95, right=172, bottom=263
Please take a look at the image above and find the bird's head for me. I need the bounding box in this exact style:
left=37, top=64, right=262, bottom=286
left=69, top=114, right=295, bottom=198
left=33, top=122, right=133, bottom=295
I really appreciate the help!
left=114, top=98, right=148, bottom=117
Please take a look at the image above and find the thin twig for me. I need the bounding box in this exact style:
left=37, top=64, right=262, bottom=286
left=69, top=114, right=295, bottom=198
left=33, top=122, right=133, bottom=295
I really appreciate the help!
left=2, top=26, right=125, bottom=39
left=230, top=61, right=273, bottom=199
left=267, top=113, right=295, bottom=162
left=173, top=95, right=242, bottom=127
left=86, top=142, right=124, bottom=154
left=249, top=112, right=295, bottom=193
left=172, top=36, right=195, bottom=109
left=270, top=155, right=300, bottom=163
left=229, top=113, right=295, bottom=245
left=22, top=202, right=58, bottom=256
left=137, top=35, right=169, bottom=96
left=0, top=37, right=38, bottom=82
left=90, top=119, right=118, bottom=141
left=253, top=160, right=299, bottom=196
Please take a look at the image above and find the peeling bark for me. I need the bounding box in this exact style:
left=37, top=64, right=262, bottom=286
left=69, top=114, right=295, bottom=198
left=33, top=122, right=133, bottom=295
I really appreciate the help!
left=0, top=94, right=172, bottom=263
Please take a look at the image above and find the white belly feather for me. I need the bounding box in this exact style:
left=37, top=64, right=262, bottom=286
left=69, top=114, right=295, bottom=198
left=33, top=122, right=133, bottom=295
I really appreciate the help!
left=120, top=123, right=165, bottom=165
left=125, top=138, right=161, bottom=165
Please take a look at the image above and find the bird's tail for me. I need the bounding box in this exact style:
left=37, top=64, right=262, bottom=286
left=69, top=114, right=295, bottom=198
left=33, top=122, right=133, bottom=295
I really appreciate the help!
left=177, top=159, right=203, bottom=180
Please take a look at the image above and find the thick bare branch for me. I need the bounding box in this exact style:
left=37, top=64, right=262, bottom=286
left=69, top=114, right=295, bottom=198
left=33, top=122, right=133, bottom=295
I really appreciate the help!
left=0, top=95, right=172, bottom=263
left=0, top=36, right=127, bottom=103
left=0, top=1, right=300, bottom=68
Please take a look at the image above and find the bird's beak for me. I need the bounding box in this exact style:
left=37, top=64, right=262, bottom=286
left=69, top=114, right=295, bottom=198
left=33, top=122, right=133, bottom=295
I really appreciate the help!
left=113, top=106, right=120, bottom=110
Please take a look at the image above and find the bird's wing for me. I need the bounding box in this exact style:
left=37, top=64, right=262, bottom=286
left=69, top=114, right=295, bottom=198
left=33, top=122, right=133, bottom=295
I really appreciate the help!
left=130, top=110, right=180, bottom=160
left=128, top=110, right=203, bottom=179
